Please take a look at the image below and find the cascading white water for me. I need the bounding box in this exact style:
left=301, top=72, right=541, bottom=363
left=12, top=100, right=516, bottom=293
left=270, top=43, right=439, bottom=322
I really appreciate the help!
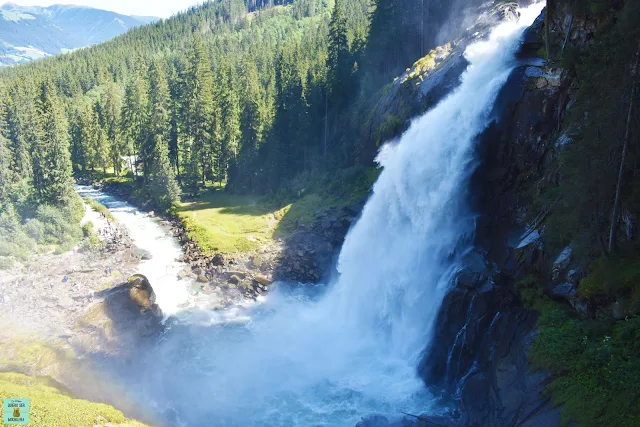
left=75, top=185, right=193, bottom=315
left=79, top=4, right=544, bottom=426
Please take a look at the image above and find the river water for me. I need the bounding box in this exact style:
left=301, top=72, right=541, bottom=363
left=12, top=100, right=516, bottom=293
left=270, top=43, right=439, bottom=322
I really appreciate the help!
left=76, top=4, right=544, bottom=426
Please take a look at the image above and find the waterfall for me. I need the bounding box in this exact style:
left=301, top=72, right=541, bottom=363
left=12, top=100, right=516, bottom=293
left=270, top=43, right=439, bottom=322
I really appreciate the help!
left=91, top=4, right=545, bottom=426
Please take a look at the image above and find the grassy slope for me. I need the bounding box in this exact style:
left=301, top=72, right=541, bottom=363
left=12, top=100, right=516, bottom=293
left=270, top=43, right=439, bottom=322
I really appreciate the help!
left=178, top=192, right=276, bottom=253
left=176, top=166, right=381, bottom=255
left=0, top=373, right=149, bottom=427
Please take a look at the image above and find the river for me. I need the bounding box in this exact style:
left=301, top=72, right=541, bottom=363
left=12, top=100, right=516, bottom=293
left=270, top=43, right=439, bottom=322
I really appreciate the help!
left=75, top=4, right=543, bottom=426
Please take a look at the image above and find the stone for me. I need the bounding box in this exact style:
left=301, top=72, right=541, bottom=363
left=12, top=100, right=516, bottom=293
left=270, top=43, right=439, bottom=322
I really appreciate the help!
left=127, top=274, right=157, bottom=311
left=228, top=275, right=241, bottom=285
left=566, top=268, right=581, bottom=285
left=555, top=134, right=573, bottom=149
left=211, top=253, right=225, bottom=266
left=524, top=66, right=543, bottom=78
left=138, top=249, right=153, bottom=260
left=77, top=274, right=164, bottom=349
left=251, top=255, right=262, bottom=268
left=552, top=246, right=572, bottom=280
left=197, top=274, right=208, bottom=283
left=570, top=298, right=589, bottom=317
left=551, top=282, right=576, bottom=299
left=254, top=275, right=272, bottom=286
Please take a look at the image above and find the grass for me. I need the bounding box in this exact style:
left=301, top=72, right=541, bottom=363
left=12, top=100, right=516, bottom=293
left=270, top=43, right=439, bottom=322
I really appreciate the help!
left=0, top=373, right=149, bottom=427
left=83, top=198, right=115, bottom=222
left=177, top=192, right=276, bottom=254
left=176, top=167, right=381, bottom=255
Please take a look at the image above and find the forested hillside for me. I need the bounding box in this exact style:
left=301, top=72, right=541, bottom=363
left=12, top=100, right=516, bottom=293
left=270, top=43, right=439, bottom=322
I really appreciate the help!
left=0, top=0, right=477, bottom=258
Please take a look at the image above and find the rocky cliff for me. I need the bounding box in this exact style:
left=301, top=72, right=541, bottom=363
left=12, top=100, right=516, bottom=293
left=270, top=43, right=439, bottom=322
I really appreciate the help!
left=417, top=4, right=613, bottom=426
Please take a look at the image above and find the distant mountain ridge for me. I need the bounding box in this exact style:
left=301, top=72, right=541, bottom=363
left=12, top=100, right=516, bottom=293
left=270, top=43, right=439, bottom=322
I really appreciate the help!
left=0, top=3, right=157, bottom=66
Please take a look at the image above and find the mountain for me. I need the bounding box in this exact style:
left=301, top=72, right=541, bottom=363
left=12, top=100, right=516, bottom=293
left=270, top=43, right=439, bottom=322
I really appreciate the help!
left=0, top=3, right=157, bottom=66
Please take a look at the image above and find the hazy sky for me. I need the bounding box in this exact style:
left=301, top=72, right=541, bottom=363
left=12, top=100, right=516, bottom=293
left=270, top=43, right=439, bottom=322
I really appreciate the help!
left=5, top=0, right=206, bottom=18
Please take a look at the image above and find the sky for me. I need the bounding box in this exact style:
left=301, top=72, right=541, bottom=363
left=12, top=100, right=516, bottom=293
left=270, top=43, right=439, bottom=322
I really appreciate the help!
left=4, top=0, right=206, bottom=18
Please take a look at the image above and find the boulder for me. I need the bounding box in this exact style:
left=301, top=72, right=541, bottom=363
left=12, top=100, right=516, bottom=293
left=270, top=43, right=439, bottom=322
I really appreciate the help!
left=197, top=274, right=208, bottom=283
left=138, top=249, right=153, bottom=261
left=552, top=246, right=572, bottom=280
left=228, top=275, right=241, bottom=285
left=551, top=282, right=576, bottom=299
left=254, top=275, right=272, bottom=286
left=76, top=274, right=163, bottom=352
left=251, top=255, right=262, bottom=268
left=211, top=253, right=225, bottom=266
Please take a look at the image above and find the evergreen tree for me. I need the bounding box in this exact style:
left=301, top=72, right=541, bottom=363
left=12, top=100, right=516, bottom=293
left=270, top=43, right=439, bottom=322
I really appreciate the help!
left=36, top=81, right=75, bottom=205
left=327, top=0, right=352, bottom=111
left=0, top=133, right=10, bottom=209
left=149, top=134, right=180, bottom=210
left=121, top=65, right=149, bottom=177
left=146, top=59, right=172, bottom=179
left=103, top=80, right=123, bottom=175
left=78, top=105, right=98, bottom=171
left=5, top=86, right=36, bottom=207
left=183, top=35, right=214, bottom=189
left=221, top=66, right=242, bottom=182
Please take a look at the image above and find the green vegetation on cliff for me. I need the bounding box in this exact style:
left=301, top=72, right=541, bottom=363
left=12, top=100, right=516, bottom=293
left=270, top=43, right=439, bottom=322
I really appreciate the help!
left=528, top=299, right=640, bottom=427
left=520, top=0, right=640, bottom=425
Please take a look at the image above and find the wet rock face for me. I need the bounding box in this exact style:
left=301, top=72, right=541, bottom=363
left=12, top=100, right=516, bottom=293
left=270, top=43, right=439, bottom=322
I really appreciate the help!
left=75, top=274, right=163, bottom=354
left=417, top=8, right=572, bottom=426
left=420, top=272, right=544, bottom=427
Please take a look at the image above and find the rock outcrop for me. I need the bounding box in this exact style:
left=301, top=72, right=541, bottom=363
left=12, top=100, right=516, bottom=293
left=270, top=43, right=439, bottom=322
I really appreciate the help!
left=75, top=274, right=163, bottom=355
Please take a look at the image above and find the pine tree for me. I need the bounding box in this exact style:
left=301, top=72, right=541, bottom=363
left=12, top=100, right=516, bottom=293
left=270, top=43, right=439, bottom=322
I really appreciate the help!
left=149, top=134, right=180, bottom=211
left=121, top=65, right=149, bottom=177
left=327, top=0, right=352, bottom=110
left=221, top=66, right=242, bottom=182
left=0, top=133, right=10, bottom=209
left=146, top=59, right=172, bottom=180
left=183, top=35, right=214, bottom=190
left=78, top=105, right=98, bottom=171
left=36, top=81, right=75, bottom=206
left=103, top=80, right=123, bottom=176
left=5, top=86, right=36, bottom=207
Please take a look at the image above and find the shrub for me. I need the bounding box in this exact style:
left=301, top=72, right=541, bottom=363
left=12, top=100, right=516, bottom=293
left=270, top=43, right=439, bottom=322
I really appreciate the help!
left=529, top=300, right=640, bottom=426
left=35, top=205, right=82, bottom=247
left=81, top=221, right=95, bottom=238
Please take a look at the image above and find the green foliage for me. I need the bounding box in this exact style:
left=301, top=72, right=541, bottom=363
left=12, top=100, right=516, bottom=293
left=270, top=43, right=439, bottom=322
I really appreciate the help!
left=81, top=221, right=95, bottom=238
left=80, top=221, right=102, bottom=251
left=535, top=0, right=640, bottom=259
left=529, top=300, right=640, bottom=426
left=515, top=274, right=545, bottom=308
left=578, top=250, right=640, bottom=307
left=84, top=197, right=115, bottom=222
left=0, top=203, right=83, bottom=260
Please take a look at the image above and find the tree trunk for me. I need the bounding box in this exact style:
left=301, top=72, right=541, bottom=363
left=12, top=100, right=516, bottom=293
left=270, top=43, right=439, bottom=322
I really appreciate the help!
left=608, top=46, right=639, bottom=252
